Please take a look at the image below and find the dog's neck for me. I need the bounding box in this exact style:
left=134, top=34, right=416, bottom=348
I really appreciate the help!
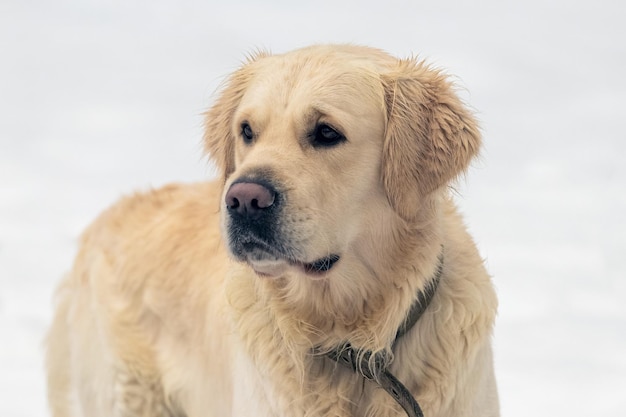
left=324, top=247, right=443, bottom=365
left=394, top=249, right=443, bottom=341
left=322, top=249, right=443, bottom=417
left=256, top=205, right=444, bottom=352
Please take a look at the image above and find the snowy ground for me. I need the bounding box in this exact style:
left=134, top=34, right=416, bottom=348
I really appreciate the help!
left=1, top=1, right=625, bottom=416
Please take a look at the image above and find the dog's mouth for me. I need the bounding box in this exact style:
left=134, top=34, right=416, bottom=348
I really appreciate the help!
left=241, top=242, right=340, bottom=278
left=301, top=254, right=341, bottom=275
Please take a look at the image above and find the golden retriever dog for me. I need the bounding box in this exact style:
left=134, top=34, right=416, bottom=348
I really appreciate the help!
left=46, top=44, right=499, bottom=417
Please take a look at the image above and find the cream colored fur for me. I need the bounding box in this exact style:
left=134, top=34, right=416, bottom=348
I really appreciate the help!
left=46, top=45, right=499, bottom=417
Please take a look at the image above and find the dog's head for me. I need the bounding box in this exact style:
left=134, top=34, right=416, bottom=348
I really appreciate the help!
left=204, top=45, right=480, bottom=280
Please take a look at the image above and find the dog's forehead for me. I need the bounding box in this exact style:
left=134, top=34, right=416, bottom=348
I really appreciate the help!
left=239, top=53, right=385, bottom=120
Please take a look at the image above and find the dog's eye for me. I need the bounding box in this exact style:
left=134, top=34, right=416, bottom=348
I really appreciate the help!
left=312, top=124, right=346, bottom=147
left=241, top=122, right=254, bottom=144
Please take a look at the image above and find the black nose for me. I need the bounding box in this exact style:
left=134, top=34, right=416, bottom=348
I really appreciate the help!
left=225, top=181, right=276, bottom=219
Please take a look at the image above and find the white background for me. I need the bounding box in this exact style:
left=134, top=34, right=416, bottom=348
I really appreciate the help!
left=1, top=1, right=625, bottom=416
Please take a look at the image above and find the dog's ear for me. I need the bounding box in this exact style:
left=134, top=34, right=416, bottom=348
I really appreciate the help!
left=204, top=53, right=268, bottom=182
left=381, top=59, right=481, bottom=220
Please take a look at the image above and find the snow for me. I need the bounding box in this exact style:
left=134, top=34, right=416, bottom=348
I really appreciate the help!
left=1, top=0, right=625, bottom=415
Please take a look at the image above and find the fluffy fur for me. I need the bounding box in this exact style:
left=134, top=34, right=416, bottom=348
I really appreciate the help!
left=46, top=44, right=499, bottom=417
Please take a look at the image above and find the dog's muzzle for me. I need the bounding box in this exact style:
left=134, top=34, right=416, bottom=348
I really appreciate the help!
left=224, top=178, right=340, bottom=276
left=224, top=178, right=287, bottom=266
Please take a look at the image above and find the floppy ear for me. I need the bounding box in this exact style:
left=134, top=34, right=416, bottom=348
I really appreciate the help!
left=204, top=53, right=267, bottom=182
left=381, top=58, right=481, bottom=220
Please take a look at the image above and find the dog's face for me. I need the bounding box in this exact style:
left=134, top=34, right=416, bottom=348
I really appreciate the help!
left=205, top=45, right=481, bottom=279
